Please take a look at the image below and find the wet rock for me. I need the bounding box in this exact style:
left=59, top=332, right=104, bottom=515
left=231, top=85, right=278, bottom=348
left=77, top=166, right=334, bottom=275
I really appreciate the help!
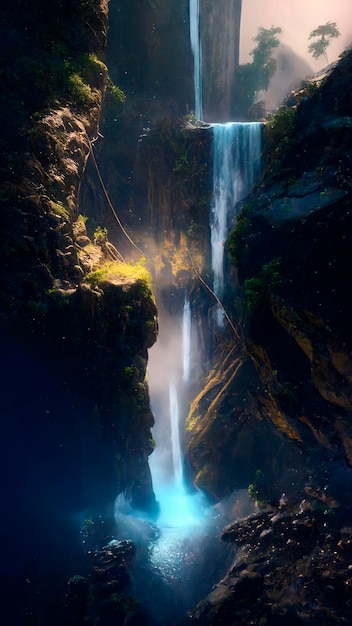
left=66, top=540, right=142, bottom=626
left=186, top=502, right=352, bottom=625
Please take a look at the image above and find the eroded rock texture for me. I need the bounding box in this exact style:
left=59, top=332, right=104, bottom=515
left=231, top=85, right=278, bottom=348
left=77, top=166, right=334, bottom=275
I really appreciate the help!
left=1, top=2, right=159, bottom=622
left=184, top=48, right=352, bottom=626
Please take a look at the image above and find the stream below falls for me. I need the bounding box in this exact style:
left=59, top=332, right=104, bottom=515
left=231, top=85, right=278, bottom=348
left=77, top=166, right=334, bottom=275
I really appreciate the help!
left=111, top=303, right=253, bottom=624
left=114, top=486, right=254, bottom=625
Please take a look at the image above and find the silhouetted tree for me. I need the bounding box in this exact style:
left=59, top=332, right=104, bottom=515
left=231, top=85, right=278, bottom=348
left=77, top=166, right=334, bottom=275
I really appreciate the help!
left=308, top=21, right=340, bottom=64
left=235, top=25, right=282, bottom=119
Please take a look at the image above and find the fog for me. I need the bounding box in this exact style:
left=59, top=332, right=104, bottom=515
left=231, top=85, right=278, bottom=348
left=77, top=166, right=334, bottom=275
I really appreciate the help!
left=241, top=0, right=352, bottom=68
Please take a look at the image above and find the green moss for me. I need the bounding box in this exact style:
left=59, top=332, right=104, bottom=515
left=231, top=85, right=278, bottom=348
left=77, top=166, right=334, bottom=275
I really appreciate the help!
left=186, top=414, right=200, bottom=433
left=86, top=260, right=153, bottom=293
left=93, top=226, right=108, bottom=245
left=195, top=467, right=213, bottom=491
left=80, top=52, right=107, bottom=86
left=248, top=469, right=265, bottom=501
left=48, top=200, right=69, bottom=219
left=106, top=76, right=126, bottom=108
left=67, top=72, right=99, bottom=109
left=134, top=382, right=149, bottom=411
left=264, top=106, right=297, bottom=155
left=45, top=288, right=69, bottom=306
left=122, top=365, right=138, bottom=380
left=173, top=149, right=189, bottom=173
left=227, top=212, right=253, bottom=264
left=243, top=257, right=282, bottom=312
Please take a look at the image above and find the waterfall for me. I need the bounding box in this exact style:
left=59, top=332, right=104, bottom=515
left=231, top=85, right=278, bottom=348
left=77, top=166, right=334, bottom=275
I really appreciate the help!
left=183, top=298, right=191, bottom=382
left=189, top=0, right=203, bottom=120
left=211, top=122, right=262, bottom=307
left=169, top=382, right=183, bottom=487
left=145, top=5, right=261, bottom=530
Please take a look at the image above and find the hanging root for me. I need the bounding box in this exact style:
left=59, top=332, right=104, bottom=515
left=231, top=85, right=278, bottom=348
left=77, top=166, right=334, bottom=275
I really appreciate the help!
left=87, top=134, right=146, bottom=259
left=187, top=248, right=243, bottom=346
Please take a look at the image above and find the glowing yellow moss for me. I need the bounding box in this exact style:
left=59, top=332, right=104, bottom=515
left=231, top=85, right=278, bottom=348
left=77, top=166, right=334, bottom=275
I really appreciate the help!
left=86, top=260, right=153, bottom=292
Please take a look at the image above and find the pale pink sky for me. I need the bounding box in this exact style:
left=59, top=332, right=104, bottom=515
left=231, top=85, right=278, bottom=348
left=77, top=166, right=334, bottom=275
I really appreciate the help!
left=240, top=0, right=352, bottom=67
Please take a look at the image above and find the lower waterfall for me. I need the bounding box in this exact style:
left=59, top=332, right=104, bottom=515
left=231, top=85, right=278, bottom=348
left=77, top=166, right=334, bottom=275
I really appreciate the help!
left=169, top=381, right=183, bottom=487
left=147, top=302, right=207, bottom=529
left=111, top=116, right=262, bottom=623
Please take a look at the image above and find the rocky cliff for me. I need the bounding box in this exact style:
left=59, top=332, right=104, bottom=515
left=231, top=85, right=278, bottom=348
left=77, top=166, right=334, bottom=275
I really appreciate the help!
left=184, top=48, right=352, bottom=626
left=3, top=1, right=352, bottom=624
left=201, top=0, right=242, bottom=121
left=1, top=2, right=160, bottom=621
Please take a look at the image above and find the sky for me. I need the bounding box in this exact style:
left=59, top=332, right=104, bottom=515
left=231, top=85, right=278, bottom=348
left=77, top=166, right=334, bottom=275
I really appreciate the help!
left=240, top=0, right=352, bottom=69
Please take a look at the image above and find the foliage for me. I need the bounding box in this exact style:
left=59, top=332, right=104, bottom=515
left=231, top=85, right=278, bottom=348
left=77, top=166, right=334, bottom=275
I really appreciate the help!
left=48, top=200, right=69, bottom=219
left=264, top=106, right=297, bottom=154
left=80, top=52, right=107, bottom=83
left=123, top=365, right=138, bottom=380
left=243, top=257, right=282, bottom=312
left=250, top=26, right=282, bottom=91
left=106, top=76, right=127, bottom=109
left=67, top=72, right=99, bottom=109
left=263, top=106, right=299, bottom=181
left=148, top=437, right=156, bottom=450
left=308, top=21, right=340, bottom=64
left=173, top=149, right=189, bottom=173
left=227, top=212, right=253, bottom=264
left=93, top=226, right=108, bottom=245
left=292, top=79, right=320, bottom=104
left=235, top=26, right=282, bottom=118
left=66, top=52, right=125, bottom=112
left=248, top=469, right=265, bottom=501
left=0, top=2, right=125, bottom=137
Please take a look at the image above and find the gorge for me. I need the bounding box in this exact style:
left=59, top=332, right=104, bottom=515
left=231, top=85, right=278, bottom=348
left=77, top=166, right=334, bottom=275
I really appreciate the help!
left=1, top=1, right=352, bottom=625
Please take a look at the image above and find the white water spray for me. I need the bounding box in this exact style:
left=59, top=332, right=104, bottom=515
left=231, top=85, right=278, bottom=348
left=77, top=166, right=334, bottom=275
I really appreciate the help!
left=169, top=381, right=183, bottom=487
left=183, top=298, right=191, bottom=382
left=146, top=313, right=208, bottom=529
left=189, top=0, right=203, bottom=120
left=211, top=122, right=262, bottom=308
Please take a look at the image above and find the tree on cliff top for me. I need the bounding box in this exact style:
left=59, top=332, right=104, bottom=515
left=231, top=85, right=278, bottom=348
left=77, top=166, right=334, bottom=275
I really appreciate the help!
left=308, top=21, right=340, bottom=65
left=250, top=26, right=283, bottom=91
left=235, top=25, right=282, bottom=119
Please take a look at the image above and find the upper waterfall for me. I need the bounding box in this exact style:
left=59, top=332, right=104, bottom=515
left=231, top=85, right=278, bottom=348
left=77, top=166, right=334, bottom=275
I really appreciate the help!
left=189, top=0, right=203, bottom=120
left=211, top=122, right=262, bottom=307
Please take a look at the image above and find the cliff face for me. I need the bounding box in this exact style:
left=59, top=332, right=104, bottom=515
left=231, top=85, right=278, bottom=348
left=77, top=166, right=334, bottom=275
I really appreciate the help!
left=4, top=2, right=352, bottom=623
left=201, top=0, right=242, bottom=121
left=106, top=0, right=193, bottom=119
left=186, top=50, right=352, bottom=504
left=184, top=49, right=352, bottom=626
left=1, top=3, right=159, bottom=619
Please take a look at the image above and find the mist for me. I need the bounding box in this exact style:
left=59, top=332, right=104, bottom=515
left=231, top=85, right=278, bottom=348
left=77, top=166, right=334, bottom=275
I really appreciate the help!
left=240, top=0, right=352, bottom=69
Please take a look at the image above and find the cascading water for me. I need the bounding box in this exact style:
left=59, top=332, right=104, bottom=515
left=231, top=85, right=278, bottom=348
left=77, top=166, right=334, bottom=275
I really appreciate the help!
left=145, top=3, right=261, bottom=530
left=147, top=303, right=207, bottom=529
left=169, top=381, right=183, bottom=487
left=114, top=5, right=260, bottom=620
left=211, top=122, right=262, bottom=321
left=189, top=0, right=203, bottom=120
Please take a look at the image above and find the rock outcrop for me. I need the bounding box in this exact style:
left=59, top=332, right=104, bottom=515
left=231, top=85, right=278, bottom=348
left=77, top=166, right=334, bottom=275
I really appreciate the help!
left=187, top=501, right=352, bottom=626
left=186, top=48, right=352, bottom=503
left=1, top=2, right=159, bottom=621
left=184, top=46, right=352, bottom=626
